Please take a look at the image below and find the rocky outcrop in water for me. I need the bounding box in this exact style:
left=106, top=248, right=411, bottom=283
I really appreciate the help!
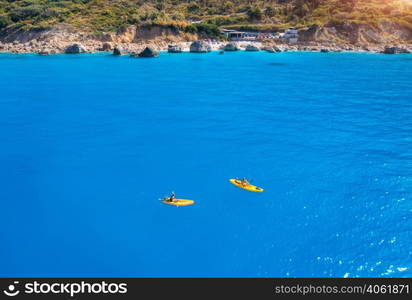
left=168, top=44, right=182, bottom=53
left=245, top=44, right=260, bottom=51
left=37, top=49, right=54, bottom=55
left=382, top=46, right=411, bottom=54
left=263, top=46, right=275, bottom=53
left=224, top=43, right=239, bottom=51
left=100, top=42, right=112, bottom=51
left=262, top=45, right=286, bottom=53
left=138, top=46, right=159, bottom=57
left=190, top=41, right=211, bottom=53
left=273, top=46, right=285, bottom=52
left=113, top=45, right=125, bottom=55
left=64, top=43, right=87, bottom=54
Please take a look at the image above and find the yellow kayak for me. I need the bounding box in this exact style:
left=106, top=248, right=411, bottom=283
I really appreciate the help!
left=229, top=179, right=264, bottom=192
left=162, top=198, right=194, bottom=206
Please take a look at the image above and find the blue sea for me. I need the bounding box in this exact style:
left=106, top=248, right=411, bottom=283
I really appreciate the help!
left=0, top=51, right=411, bottom=277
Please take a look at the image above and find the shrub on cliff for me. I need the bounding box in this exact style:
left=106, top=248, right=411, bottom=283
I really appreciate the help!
left=183, top=23, right=223, bottom=38
left=10, top=5, right=44, bottom=22
left=0, top=15, right=10, bottom=28
left=246, top=6, right=264, bottom=21
left=195, top=23, right=223, bottom=38
left=206, top=15, right=248, bottom=26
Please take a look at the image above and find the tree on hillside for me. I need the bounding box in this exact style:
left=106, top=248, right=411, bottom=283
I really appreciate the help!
left=294, top=2, right=310, bottom=18
left=187, top=3, right=200, bottom=13
left=265, top=7, right=276, bottom=18
left=222, top=1, right=234, bottom=13
left=247, top=5, right=264, bottom=21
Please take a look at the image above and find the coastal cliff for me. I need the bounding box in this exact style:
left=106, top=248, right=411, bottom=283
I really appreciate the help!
left=0, top=24, right=199, bottom=53
left=299, top=20, right=412, bottom=44
left=1, top=23, right=410, bottom=54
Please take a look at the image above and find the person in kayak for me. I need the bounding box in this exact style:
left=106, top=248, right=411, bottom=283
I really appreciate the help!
left=168, top=192, right=176, bottom=202
left=240, top=177, right=249, bottom=186
left=235, top=177, right=249, bottom=186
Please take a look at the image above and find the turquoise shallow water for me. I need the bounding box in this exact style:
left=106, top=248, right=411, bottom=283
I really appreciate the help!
left=0, top=51, right=411, bottom=277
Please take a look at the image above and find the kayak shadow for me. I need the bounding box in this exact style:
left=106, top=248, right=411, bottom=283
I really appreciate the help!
left=268, top=62, right=288, bottom=67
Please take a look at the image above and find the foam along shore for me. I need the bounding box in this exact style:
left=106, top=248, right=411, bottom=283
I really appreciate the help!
left=0, top=39, right=411, bottom=55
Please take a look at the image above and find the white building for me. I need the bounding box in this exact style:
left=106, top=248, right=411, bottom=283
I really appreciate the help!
left=283, top=27, right=299, bottom=43
left=222, top=29, right=246, bottom=41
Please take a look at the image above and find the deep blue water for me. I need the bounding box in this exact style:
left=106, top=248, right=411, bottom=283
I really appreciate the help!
left=0, top=51, right=411, bottom=277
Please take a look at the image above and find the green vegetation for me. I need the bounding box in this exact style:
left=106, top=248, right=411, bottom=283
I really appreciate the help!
left=0, top=0, right=411, bottom=34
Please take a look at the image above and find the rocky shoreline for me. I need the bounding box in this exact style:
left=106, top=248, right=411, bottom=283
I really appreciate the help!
left=1, top=39, right=411, bottom=55
left=0, top=22, right=411, bottom=55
